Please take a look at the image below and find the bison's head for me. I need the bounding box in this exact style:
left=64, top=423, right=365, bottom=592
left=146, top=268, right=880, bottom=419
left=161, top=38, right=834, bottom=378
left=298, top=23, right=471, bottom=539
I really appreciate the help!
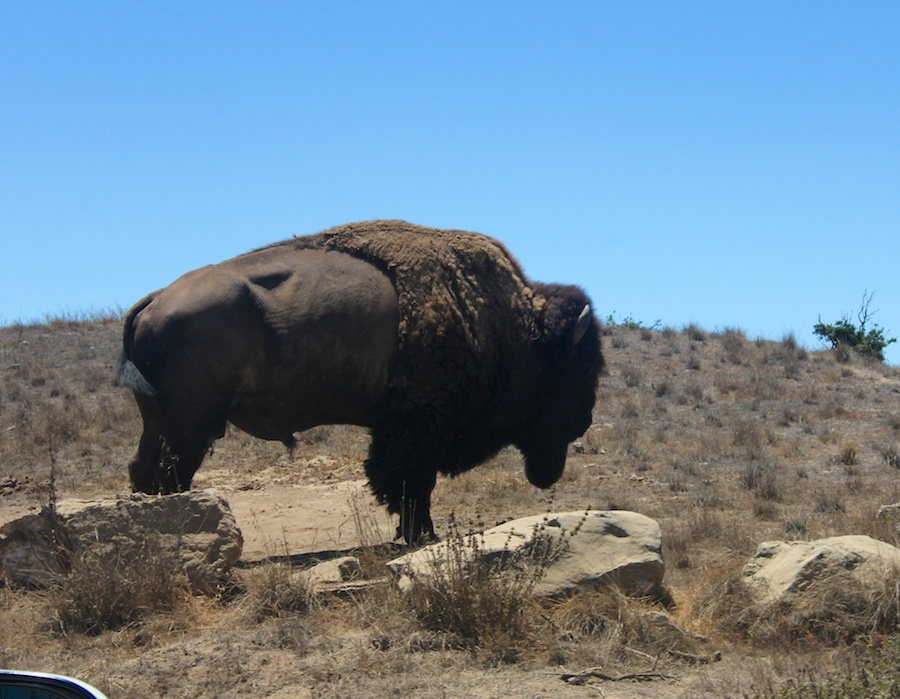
left=517, top=284, right=604, bottom=489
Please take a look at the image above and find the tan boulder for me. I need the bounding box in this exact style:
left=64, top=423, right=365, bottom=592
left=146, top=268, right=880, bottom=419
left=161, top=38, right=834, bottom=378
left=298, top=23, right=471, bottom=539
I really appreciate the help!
left=742, top=535, right=900, bottom=606
left=0, top=490, right=242, bottom=593
left=388, top=510, right=666, bottom=599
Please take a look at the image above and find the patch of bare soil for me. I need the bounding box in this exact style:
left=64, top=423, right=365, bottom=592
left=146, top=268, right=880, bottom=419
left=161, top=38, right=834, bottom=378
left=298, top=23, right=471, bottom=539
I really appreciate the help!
left=99, top=636, right=772, bottom=699
left=219, top=479, right=394, bottom=560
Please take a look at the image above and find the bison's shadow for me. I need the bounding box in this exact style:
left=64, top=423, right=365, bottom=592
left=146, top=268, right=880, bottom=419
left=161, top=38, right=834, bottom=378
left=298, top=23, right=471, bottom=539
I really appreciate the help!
left=233, top=542, right=407, bottom=570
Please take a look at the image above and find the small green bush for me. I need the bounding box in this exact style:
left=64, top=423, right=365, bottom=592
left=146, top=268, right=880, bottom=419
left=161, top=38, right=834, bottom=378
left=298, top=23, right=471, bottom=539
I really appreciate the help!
left=814, top=292, right=896, bottom=362
left=604, top=312, right=660, bottom=330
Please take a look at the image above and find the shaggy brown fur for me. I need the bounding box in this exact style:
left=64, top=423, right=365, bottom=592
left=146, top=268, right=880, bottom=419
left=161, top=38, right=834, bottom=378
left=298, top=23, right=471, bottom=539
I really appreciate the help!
left=278, top=220, right=536, bottom=337
left=267, top=220, right=542, bottom=423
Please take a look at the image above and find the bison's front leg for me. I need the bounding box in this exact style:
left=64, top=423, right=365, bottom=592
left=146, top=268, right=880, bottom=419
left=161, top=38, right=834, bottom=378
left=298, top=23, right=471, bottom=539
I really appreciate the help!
left=398, top=471, right=437, bottom=544
left=365, top=431, right=437, bottom=544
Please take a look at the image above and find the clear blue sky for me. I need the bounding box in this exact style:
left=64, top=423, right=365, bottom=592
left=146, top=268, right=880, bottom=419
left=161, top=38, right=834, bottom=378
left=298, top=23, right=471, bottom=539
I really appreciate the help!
left=2, top=2, right=898, bottom=363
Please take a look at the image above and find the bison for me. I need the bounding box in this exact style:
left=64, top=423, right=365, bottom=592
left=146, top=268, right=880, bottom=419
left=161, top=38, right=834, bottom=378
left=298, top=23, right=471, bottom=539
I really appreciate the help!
left=121, top=220, right=604, bottom=542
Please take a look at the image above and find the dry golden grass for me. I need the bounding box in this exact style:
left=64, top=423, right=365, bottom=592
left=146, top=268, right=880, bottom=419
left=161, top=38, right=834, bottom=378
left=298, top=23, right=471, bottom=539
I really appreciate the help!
left=48, top=544, right=198, bottom=638
left=2, top=317, right=900, bottom=697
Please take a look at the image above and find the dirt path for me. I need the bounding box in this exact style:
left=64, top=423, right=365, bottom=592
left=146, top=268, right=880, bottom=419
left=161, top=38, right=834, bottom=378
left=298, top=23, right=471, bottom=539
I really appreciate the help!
left=218, top=479, right=395, bottom=559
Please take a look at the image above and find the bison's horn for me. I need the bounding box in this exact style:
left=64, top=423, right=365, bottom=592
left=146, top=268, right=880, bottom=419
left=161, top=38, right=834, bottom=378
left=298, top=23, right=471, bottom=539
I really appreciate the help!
left=574, top=305, right=592, bottom=346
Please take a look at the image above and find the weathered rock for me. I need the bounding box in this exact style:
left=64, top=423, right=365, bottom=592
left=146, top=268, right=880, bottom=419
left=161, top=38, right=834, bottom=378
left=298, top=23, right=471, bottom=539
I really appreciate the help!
left=294, top=555, right=387, bottom=598
left=0, top=490, right=242, bottom=593
left=742, top=535, right=900, bottom=607
left=388, top=510, right=666, bottom=599
left=297, top=556, right=363, bottom=589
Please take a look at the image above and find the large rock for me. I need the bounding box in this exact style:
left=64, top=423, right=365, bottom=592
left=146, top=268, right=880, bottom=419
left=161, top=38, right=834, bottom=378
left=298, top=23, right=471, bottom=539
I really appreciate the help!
left=388, top=510, right=666, bottom=599
left=742, top=535, right=900, bottom=607
left=0, top=490, right=242, bottom=593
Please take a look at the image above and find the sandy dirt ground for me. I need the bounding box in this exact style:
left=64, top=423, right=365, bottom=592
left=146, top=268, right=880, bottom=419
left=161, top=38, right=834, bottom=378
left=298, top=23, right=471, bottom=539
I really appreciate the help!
left=218, top=479, right=395, bottom=560
left=1, top=476, right=777, bottom=699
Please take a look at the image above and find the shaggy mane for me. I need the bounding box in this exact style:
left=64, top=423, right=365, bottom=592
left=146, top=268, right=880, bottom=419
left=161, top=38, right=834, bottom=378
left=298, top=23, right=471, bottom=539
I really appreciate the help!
left=268, top=220, right=541, bottom=422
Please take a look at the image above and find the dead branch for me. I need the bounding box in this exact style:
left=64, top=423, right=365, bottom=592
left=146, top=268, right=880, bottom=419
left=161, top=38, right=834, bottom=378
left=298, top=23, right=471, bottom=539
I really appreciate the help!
left=559, top=667, right=679, bottom=685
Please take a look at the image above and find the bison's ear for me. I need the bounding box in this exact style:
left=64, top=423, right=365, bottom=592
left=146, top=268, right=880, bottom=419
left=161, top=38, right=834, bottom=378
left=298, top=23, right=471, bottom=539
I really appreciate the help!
left=573, top=305, right=591, bottom=346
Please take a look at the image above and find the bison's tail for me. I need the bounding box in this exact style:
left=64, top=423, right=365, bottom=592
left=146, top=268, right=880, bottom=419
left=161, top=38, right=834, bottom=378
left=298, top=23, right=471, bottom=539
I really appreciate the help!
left=119, top=294, right=157, bottom=397
left=120, top=359, right=156, bottom=397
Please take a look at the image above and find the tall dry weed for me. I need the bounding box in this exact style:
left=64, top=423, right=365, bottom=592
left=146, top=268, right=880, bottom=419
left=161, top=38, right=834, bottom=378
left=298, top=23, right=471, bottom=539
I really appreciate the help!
left=236, top=560, right=316, bottom=622
left=701, top=564, right=900, bottom=650
left=399, top=515, right=559, bottom=664
left=48, top=539, right=193, bottom=636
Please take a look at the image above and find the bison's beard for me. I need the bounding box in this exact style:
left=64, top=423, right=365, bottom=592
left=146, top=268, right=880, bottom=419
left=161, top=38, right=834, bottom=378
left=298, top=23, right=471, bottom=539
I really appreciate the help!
left=522, top=441, right=568, bottom=489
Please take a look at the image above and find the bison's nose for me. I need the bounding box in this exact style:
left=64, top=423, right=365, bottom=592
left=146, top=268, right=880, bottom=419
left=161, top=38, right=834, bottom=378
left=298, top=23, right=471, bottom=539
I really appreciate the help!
left=523, top=442, right=567, bottom=489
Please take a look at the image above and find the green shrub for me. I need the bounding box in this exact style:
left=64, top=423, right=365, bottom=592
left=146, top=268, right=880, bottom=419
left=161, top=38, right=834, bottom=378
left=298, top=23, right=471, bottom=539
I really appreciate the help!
left=814, top=292, right=896, bottom=362
left=604, top=312, right=660, bottom=330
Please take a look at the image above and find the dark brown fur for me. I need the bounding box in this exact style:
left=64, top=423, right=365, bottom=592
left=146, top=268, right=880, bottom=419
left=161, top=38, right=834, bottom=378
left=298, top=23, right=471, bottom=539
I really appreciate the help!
left=123, top=221, right=604, bottom=542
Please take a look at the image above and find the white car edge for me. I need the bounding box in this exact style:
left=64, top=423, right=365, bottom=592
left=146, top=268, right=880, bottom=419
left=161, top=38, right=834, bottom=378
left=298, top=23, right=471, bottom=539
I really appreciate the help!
left=0, top=669, right=109, bottom=699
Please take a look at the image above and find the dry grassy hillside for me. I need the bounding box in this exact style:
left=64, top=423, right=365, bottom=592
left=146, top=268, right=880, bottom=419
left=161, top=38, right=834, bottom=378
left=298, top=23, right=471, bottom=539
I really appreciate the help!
left=1, top=315, right=899, bottom=698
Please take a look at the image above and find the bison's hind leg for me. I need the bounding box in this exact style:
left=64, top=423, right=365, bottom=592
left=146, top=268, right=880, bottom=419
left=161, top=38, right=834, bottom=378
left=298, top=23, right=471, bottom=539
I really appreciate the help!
left=129, top=426, right=209, bottom=495
left=129, top=395, right=166, bottom=494
left=129, top=437, right=162, bottom=494
left=157, top=439, right=212, bottom=493
left=158, top=411, right=228, bottom=493
left=129, top=394, right=223, bottom=495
